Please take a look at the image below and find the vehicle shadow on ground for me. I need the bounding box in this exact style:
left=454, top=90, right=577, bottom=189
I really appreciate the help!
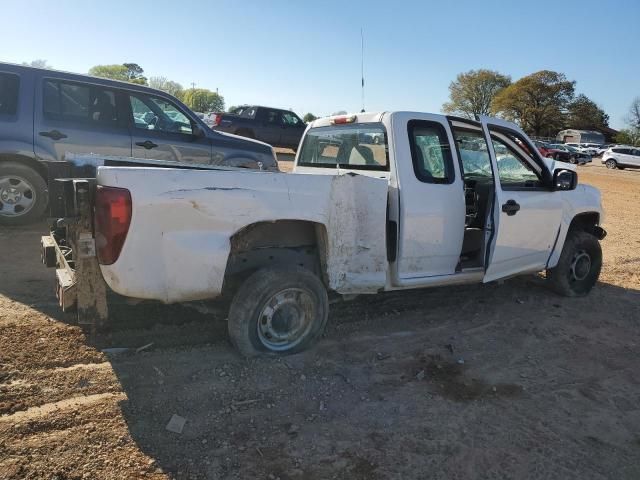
left=104, top=276, right=640, bottom=479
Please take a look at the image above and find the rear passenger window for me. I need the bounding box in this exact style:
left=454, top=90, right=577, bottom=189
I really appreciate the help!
left=408, top=120, right=454, bottom=184
left=43, top=80, right=118, bottom=125
left=0, top=73, right=20, bottom=115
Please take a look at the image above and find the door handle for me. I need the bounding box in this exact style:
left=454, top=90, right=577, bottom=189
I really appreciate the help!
left=39, top=130, right=67, bottom=141
left=501, top=199, right=520, bottom=216
left=136, top=140, right=158, bottom=150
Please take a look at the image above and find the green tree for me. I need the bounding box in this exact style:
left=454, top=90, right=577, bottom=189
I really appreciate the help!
left=442, top=69, right=511, bottom=119
left=303, top=113, right=318, bottom=123
left=614, top=128, right=640, bottom=146
left=626, top=97, right=640, bottom=129
left=88, top=63, right=148, bottom=85
left=182, top=88, right=225, bottom=112
left=565, top=94, right=609, bottom=129
left=149, top=76, right=184, bottom=99
left=492, top=70, right=575, bottom=136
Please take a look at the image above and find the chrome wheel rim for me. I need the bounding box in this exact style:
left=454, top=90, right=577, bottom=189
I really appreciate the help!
left=606, top=160, right=615, bottom=169
left=257, top=288, right=314, bottom=351
left=569, top=250, right=591, bottom=282
left=0, top=175, right=36, bottom=217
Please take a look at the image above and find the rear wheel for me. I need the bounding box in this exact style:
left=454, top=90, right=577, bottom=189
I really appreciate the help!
left=605, top=159, right=617, bottom=169
left=546, top=231, right=602, bottom=297
left=569, top=156, right=577, bottom=164
left=0, top=162, right=48, bottom=226
left=227, top=266, right=329, bottom=357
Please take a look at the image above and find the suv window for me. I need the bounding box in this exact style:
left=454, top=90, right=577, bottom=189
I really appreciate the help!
left=490, top=133, right=542, bottom=188
left=44, top=79, right=118, bottom=124
left=408, top=120, right=454, bottom=184
left=298, top=123, right=388, bottom=171
left=612, top=148, right=631, bottom=154
left=282, top=112, right=301, bottom=126
left=0, top=73, right=19, bottom=115
left=129, top=94, right=192, bottom=135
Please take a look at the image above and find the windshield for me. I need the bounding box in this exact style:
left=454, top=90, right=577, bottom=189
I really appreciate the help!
left=298, top=123, right=388, bottom=171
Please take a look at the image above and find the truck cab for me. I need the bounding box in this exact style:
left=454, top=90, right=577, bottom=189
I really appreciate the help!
left=295, top=112, right=602, bottom=287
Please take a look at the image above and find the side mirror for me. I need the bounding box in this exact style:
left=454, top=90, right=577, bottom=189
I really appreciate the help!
left=192, top=125, right=206, bottom=138
left=553, top=169, right=577, bottom=191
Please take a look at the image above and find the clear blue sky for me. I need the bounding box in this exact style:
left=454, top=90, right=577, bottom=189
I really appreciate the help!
left=2, top=0, right=638, bottom=129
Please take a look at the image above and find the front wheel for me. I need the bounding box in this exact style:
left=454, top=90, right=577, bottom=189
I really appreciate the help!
left=569, top=156, right=577, bottom=164
left=546, top=231, right=602, bottom=297
left=605, top=159, right=617, bottom=169
left=227, top=266, right=329, bottom=357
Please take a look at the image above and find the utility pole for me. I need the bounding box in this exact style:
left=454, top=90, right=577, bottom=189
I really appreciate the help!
left=360, top=28, right=365, bottom=113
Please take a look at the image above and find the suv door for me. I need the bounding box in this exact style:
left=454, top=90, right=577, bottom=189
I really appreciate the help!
left=479, top=117, right=563, bottom=282
left=629, top=149, right=640, bottom=167
left=280, top=111, right=305, bottom=149
left=34, top=77, right=132, bottom=163
left=128, top=92, right=212, bottom=164
left=256, top=108, right=283, bottom=146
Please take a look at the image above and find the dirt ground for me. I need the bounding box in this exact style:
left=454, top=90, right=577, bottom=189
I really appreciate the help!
left=1, top=159, right=640, bottom=480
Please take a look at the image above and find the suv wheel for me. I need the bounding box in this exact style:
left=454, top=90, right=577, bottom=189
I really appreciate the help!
left=546, top=231, right=602, bottom=297
left=0, top=162, right=48, bottom=226
left=605, top=159, right=617, bottom=169
left=227, top=266, right=329, bottom=357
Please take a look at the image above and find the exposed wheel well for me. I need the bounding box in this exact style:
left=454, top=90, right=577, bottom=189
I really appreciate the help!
left=0, top=154, right=47, bottom=183
left=223, top=220, right=329, bottom=296
left=568, top=212, right=604, bottom=238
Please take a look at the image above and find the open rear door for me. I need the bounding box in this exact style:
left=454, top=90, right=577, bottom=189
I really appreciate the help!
left=479, top=116, right=563, bottom=282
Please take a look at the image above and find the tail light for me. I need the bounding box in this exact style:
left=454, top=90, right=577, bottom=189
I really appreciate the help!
left=213, top=114, right=223, bottom=126
left=94, top=186, right=132, bottom=265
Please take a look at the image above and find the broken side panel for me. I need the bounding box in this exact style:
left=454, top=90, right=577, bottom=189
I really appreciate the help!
left=324, top=173, right=389, bottom=294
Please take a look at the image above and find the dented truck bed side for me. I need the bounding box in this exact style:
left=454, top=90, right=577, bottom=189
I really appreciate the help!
left=96, top=166, right=389, bottom=303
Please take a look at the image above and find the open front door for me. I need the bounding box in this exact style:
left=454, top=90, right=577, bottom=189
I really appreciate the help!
left=480, top=116, right=563, bottom=282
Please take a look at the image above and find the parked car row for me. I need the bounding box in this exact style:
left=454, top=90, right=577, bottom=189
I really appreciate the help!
left=532, top=141, right=592, bottom=165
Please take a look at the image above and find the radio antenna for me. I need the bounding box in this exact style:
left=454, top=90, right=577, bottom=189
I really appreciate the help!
left=360, top=28, right=365, bottom=113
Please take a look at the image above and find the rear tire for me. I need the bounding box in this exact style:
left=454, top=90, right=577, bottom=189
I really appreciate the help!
left=0, top=162, right=48, bottom=226
left=605, top=159, right=617, bottom=169
left=227, top=266, right=329, bottom=357
left=546, top=231, right=602, bottom=297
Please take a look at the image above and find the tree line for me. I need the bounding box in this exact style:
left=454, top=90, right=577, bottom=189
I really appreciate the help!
left=442, top=68, right=639, bottom=145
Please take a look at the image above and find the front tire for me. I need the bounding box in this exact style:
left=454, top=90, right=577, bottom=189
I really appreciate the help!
left=605, top=159, right=617, bottom=169
left=546, top=231, right=602, bottom=297
left=0, top=162, right=48, bottom=226
left=227, top=266, right=329, bottom=357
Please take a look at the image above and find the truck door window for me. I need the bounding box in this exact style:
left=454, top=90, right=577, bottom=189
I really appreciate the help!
left=265, top=110, right=280, bottom=125
left=282, top=112, right=301, bottom=126
left=0, top=73, right=19, bottom=115
left=43, top=79, right=118, bottom=126
left=490, top=133, right=542, bottom=189
left=408, top=120, right=454, bottom=184
left=129, top=94, right=193, bottom=135
left=452, top=129, right=493, bottom=179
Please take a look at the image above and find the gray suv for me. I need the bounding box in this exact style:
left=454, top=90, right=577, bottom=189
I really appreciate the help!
left=0, top=62, right=278, bottom=225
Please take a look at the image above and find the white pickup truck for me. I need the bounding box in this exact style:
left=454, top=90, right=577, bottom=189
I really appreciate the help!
left=43, top=112, right=606, bottom=356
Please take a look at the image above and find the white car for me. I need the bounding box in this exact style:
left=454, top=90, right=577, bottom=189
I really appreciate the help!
left=566, top=143, right=597, bottom=156
left=43, top=112, right=606, bottom=356
left=602, top=146, right=640, bottom=169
